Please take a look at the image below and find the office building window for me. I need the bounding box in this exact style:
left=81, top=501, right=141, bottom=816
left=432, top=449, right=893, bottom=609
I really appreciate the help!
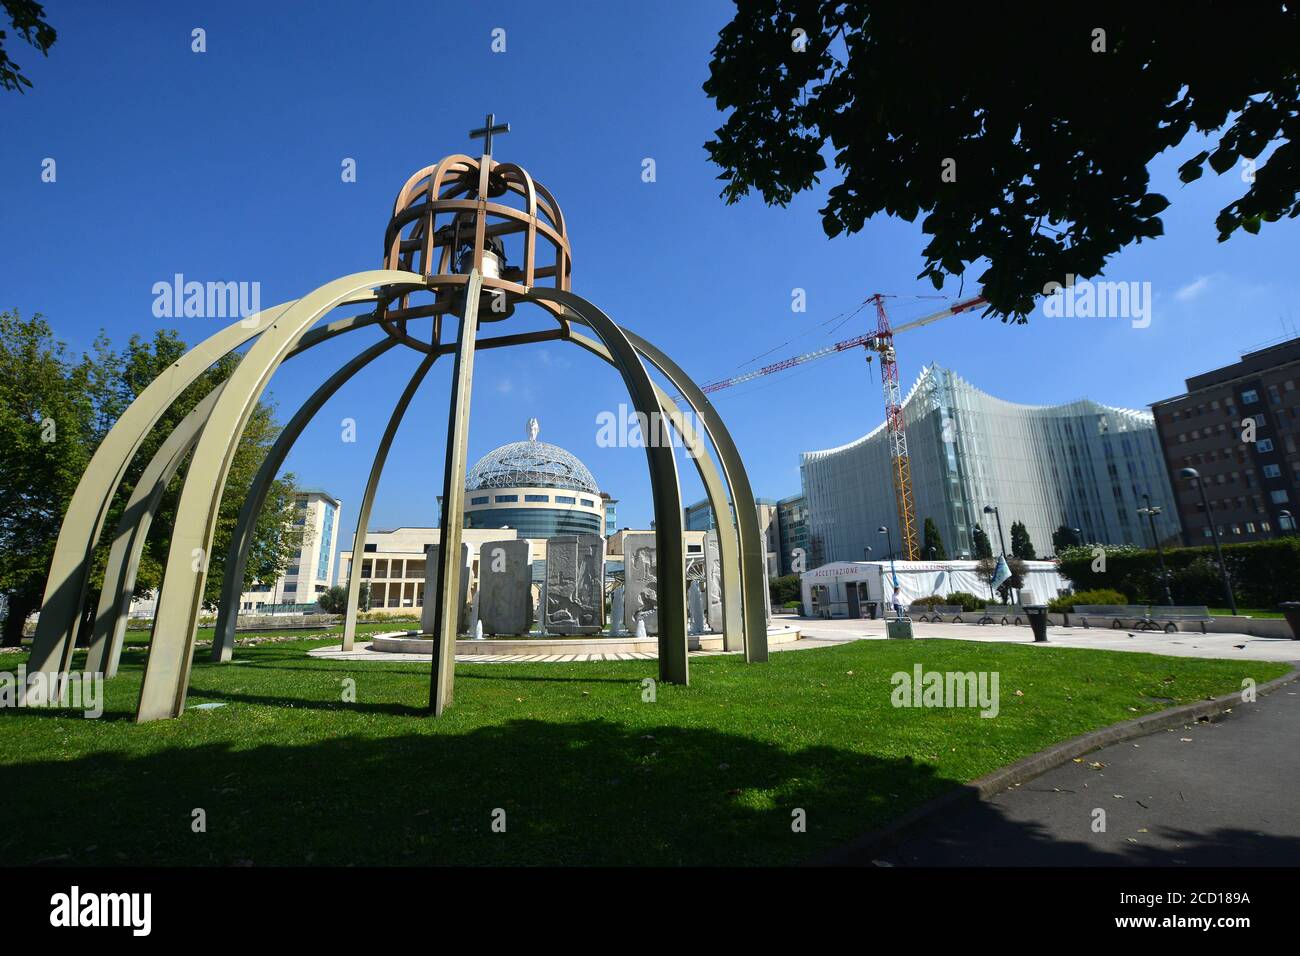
left=1242, top=388, right=1259, bottom=404
left=495, top=495, right=519, bottom=503
left=1263, top=464, right=1282, bottom=479
left=471, top=496, right=489, bottom=505
left=1258, top=438, right=1275, bottom=452
left=524, top=494, right=549, bottom=502
left=1270, top=489, right=1290, bottom=504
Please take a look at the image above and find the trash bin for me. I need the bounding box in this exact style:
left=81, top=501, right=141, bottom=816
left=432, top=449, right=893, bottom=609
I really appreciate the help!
left=1280, top=602, right=1300, bottom=640
left=886, top=617, right=914, bottom=640
left=1025, top=604, right=1049, bottom=643
left=865, top=601, right=878, bottom=620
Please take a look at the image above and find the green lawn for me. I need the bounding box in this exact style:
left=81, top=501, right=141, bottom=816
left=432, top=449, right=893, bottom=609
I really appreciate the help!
left=0, top=638, right=1286, bottom=866
left=1209, top=607, right=1286, bottom=619
left=117, top=618, right=416, bottom=648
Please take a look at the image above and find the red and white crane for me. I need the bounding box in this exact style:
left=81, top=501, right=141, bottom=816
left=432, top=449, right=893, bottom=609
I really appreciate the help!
left=701, top=293, right=987, bottom=561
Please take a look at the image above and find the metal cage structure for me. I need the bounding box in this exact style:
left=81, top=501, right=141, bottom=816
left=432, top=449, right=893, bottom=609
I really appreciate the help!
left=25, top=125, right=769, bottom=722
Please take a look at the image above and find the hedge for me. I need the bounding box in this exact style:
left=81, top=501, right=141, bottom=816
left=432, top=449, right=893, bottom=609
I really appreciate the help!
left=1058, top=538, right=1300, bottom=608
left=1046, top=588, right=1129, bottom=613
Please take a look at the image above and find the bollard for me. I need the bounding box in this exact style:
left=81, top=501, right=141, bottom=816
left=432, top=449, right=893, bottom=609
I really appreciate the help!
left=1279, top=602, right=1300, bottom=640
left=1025, top=604, right=1049, bottom=643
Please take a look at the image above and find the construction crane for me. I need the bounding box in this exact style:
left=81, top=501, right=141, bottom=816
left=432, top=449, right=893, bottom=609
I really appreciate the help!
left=701, top=293, right=987, bottom=560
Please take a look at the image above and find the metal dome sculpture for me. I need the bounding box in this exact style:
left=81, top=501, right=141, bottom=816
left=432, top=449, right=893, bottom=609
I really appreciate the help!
left=25, top=114, right=768, bottom=722
left=466, top=423, right=601, bottom=495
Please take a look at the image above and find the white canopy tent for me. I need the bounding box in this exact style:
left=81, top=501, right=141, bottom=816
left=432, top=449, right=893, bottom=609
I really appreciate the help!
left=800, top=560, right=1072, bottom=619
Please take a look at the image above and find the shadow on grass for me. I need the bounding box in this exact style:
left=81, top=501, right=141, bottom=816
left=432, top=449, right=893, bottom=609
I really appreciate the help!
left=0, top=717, right=960, bottom=867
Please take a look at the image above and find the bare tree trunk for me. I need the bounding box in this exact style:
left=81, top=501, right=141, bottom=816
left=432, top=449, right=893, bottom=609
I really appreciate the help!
left=1, top=593, right=34, bottom=647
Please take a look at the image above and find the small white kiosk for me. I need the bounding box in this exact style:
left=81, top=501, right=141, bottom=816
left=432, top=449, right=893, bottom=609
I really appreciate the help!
left=800, top=560, right=1071, bottom=619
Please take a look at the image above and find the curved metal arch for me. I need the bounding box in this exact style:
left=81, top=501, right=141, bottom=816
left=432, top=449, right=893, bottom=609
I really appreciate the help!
left=211, top=336, right=401, bottom=662
left=25, top=298, right=299, bottom=691
left=518, top=287, right=689, bottom=684
left=26, top=294, right=404, bottom=692
left=136, top=269, right=422, bottom=722
left=565, top=330, right=744, bottom=650
left=84, top=383, right=227, bottom=678
left=340, top=349, right=439, bottom=651
left=90, top=326, right=403, bottom=678
left=619, top=331, right=768, bottom=662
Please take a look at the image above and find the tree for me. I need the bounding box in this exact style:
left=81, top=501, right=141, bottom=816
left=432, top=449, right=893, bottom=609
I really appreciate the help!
left=0, top=314, right=301, bottom=643
left=971, top=523, right=993, bottom=560
left=317, top=585, right=348, bottom=615
left=1010, top=521, right=1037, bottom=560
left=921, top=517, right=946, bottom=559
left=704, top=4, right=1300, bottom=320
left=0, top=311, right=93, bottom=645
left=769, top=573, right=801, bottom=606
left=1, top=1, right=55, bottom=93
left=1052, top=525, right=1083, bottom=554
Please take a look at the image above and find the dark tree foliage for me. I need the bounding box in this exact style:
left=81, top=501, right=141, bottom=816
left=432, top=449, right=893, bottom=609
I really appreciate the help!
left=704, top=2, right=1300, bottom=319
left=0, top=0, right=55, bottom=93
left=1010, top=520, right=1037, bottom=560
left=1052, top=524, right=1083, bottom=554
left=971, top=523, right=993, bottom=560
left=921, top=517, right=946, bottom=559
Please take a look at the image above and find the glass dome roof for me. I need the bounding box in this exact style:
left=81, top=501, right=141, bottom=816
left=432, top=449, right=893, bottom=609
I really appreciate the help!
left=465, top=420, right=600, bottom=495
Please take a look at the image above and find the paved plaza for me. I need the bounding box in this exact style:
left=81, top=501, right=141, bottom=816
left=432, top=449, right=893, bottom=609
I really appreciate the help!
left=308, top=615, right=1300, bottom=664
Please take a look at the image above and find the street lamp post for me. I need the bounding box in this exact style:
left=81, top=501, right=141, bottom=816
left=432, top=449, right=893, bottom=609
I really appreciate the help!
left=1179, top=467, right=1237, bottom=615
left=1280, top=509, right=1295, bottom=536
left=1137, top=494, right=1174, bottom=607
left=983, top=505, right=1007, bottom=556
left=983, top=505, right=1012, bottom=602
left=878, top=526, right=897, bottom=581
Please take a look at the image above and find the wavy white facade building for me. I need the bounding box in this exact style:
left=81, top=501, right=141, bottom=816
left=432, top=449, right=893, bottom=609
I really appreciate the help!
left=800, top=365, right=1180, bottom=564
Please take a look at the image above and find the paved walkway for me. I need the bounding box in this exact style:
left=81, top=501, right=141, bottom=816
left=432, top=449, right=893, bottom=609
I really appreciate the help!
left=870, top=682, right=1300, bottom=866
left=796, top=617, right=1300, bottom=663
left=310, top=622, right=819, bottom=663
left=310, top=617, right=1298, bottom=664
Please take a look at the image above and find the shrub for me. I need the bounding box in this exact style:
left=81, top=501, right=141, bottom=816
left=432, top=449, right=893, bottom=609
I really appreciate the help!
left=782, top=600, right=801, bottom=610
left=1058, top=538, right=1300, bottom=608
left=946, top=591, right=987, bottom=612
left=1047, top=588, right=1129, bottom=613
left=911, top=594, right=948, bottom=607
left=769, top=574, right=801, bottom=607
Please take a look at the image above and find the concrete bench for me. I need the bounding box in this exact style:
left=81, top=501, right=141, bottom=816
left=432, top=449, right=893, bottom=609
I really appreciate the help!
left=976, top=605, right=1027, bottom=626
left=908, top=604, right=967, bottom=623
left=1139, top=605, right=1213, bottom=634
left=1072, top=605, right=1211, bottom=633
left=1072, top=604, right=1146, bottom=629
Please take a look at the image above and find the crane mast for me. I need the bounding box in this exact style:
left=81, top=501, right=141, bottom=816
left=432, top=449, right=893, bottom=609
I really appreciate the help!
left=867, top=294, right=919, bottom=560
left=700, top=293, right=987, bottom=565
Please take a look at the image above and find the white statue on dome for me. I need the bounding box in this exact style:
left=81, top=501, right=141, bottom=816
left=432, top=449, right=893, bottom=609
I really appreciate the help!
left=526, top=417, right=540, bottom=441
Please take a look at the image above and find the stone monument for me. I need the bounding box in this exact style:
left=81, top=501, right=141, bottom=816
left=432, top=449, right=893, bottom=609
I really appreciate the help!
left=478, top=538, right=532, bottom=636
left=544, top=534, right=605, bottom=634
left=704, top=529, right=723, bottom=633
left=624, top=533, right=658, bottom=635
left=422, top=542, right=470, bottom=635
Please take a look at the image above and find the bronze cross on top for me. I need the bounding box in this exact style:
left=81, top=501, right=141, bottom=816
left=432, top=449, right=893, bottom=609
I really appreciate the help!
left=469, top=113, right=510, bottom=156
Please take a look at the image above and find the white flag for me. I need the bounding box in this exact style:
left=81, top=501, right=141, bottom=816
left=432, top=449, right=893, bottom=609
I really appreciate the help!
left=991, top=555, right=1012, bottom=590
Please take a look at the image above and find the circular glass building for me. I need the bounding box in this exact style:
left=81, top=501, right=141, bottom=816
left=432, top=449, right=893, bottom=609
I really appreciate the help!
left=463, top=418, right=605, bottom=537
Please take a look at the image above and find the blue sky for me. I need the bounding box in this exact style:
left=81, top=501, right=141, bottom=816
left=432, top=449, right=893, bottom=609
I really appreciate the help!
left=4, top=1, right=1299, bottom=574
